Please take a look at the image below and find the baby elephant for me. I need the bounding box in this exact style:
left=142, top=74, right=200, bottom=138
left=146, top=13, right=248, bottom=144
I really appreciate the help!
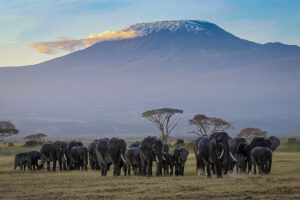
left=173, top=147, right=189, bottom=176
left=251, top=147, right=272, bottom=175
left=69, top=146, right=88, bottom=170
left=27, top=151, right=41, bottom=170
left=14, top=152, right=31, bottom=170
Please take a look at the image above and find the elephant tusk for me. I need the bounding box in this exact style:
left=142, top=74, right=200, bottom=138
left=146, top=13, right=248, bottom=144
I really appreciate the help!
left=218, top=149, right=224, bottom=159
left=162, top=155, right=166, bottom=161
left=156, top=155, right=160, bottom=163
left=63, top=153, right=67, bottom=161
left=120, top=154, right=126, bottom=163
left=230, top=152, right=237, bottom=162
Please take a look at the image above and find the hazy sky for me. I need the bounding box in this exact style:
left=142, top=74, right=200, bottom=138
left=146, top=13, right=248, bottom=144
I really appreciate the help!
left=1, top=0, right=300, bottom=66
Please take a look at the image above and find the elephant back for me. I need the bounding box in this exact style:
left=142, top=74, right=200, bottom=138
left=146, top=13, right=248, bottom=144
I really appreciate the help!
left=68, top=141, right=83, bottom=153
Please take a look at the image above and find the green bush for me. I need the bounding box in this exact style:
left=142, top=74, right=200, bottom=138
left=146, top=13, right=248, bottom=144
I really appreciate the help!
left=288, top=138, right=297, bottom=143
left=8, top=142, right=14, bottom=147
left=175, top=139, right=185, bottom=147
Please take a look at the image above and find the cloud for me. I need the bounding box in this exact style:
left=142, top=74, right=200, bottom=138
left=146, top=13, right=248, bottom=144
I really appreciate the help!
left=30, top=30, right=143, bottom=54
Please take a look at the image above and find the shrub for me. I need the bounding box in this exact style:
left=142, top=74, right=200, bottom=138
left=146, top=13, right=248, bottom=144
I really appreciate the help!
left=8, top=142, right=14, bottom=147
left=288, top=138, right=297, bottom=143
left=175, top=139, right=185, bottom=147
left=22, top=140, right=42, bottom=147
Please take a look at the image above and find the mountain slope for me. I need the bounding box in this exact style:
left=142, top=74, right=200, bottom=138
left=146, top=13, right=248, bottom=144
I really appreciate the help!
left=0, top=20, right=300, bottom=137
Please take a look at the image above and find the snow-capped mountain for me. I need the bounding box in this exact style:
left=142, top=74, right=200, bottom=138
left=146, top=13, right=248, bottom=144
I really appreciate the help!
left=124, top=20, right=227, bottom=35
left=0, top=20, right=300, bottom=137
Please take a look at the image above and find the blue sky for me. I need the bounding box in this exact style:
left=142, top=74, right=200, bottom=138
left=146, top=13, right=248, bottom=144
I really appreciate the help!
left=0, top=0, right=300, bottom=66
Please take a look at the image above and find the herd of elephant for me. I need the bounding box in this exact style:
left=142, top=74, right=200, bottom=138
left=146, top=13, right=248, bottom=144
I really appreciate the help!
left=194, top=132, right=280, bottom=177
left=14, top=133, right=280, bottom=178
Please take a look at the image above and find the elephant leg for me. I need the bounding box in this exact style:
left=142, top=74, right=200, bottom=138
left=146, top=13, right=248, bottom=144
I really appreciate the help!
left=166, top=165, right=169, bottom=176
left=248, top=159, right=252, bottom=174
left=268, top=161, right=272, bottom=174
left=127, top=164, right=131, bottom=176
left=63, top=160, right=67, bottom=171
left=53, top=160, right=56, bottom=171
left=211, top=164, right=215, bottom=174
left=146, top=160, right=152, bottom=176
left=253, top=163, right=257, bottom=175
left=181, top=166, right=185, bottom=176
left=46, top=161, right=50, bottom=171
left=205, top=164, right=211, bottom=177
left=101, top=164, right=106, bottom=176
left=175, top=166, right=179, bottom=176
left=58, top=159, right=62, bottom=171
left=141, top=159, right=146, bottom=176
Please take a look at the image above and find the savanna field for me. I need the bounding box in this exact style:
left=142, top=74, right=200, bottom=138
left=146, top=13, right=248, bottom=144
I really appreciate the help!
left=0, top=141, right=300, bottom=200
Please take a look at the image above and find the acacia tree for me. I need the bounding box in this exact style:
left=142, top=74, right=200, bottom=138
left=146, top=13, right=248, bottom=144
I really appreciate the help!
left=24, top=133, right=47, bottom=145
left=0, top=121, right=19, bottom=140
left=237, top=128, right=267, bottom=142
left=142, top=108, right=183, bottom=144
left=189, top=114, right=232, bottom=136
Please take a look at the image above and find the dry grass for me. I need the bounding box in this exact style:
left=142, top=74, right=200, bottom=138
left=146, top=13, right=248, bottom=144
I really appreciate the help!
left=0, top=152, right=300, bottom=200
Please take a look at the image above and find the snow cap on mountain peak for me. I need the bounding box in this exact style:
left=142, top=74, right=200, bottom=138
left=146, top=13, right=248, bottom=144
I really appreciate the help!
left=123, top=20, right=218, bottom=35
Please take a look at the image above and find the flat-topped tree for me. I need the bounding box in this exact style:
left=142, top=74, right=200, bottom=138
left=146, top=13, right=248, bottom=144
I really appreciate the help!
left=24, top=133, right=47, bottom=144
left=189, top=114, right=232, bottom=136
left=238, top=128, right=267, bottom=142
left=142, top=108, right=183, bottom=144
left=0, top=121, right=19, bottom=140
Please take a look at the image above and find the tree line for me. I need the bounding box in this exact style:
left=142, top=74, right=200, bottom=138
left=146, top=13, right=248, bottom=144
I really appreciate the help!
left=1, top=107, right=269, bottom=143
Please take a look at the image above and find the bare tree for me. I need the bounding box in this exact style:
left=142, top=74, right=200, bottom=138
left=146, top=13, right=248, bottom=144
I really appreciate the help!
left=142, top=108, right=183, bottom=144
left=0, top=121, right=19, bottom=140
left=237, top=128, right=267, bottom=142
left=189, top=114, right=232, bottom=136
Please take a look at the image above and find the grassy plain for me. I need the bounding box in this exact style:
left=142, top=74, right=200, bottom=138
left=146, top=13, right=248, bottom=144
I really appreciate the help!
left=0, top=151, right=300, bottom=200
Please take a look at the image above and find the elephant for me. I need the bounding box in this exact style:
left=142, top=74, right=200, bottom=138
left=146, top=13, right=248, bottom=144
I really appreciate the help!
left=173, top=147, right=189, bottom=176
left=95, top=137, right=127, bottom=176
left=27, top=151, right=41, bottom=170
left=14, top=152, right=31, bottom=170
left=251, top=147, right=272, bottom=175
left=235, top=154, right=247, bottom=173
left=125, top=145, right=141, bottom=176
left=194, top=132, right=236, bottom=178
left=140, top=136, right=164, bottom=176
left=68, top=141, right=84, bottom=153
left=69, top=146, right=88, bottom=170
left=229, top=137, right=248, bottom=172
left=129, top=141, right=140, bottom=148
left=240, top=137, right=272, bottom=174
left=163, top=144, right=170, bottom=153
left=194, top=136, right=207, bottom=176
left=40, top=141, right=68, bottom=171
left=161, top=152, right=174, bottom=176
left=88, top=139, right=100, bottom=170
left=268, top=136, right=280, bottom=152
left=67, top=141, right=83, bottom=169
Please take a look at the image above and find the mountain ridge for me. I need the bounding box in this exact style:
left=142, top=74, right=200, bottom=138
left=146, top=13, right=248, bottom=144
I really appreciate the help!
left=0, top=20, right=299, bottom=137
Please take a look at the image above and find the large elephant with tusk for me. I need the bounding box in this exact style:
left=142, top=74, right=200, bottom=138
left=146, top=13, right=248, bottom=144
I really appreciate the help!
left=194, top=132, right=236, bottom=178
left=40, top=141, right=68, bottom=171
left=140, top=136, right=164, bottom=176
left=229, top=137, right=248, bottom=173
left=95, top=137, right=127, bottom=176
